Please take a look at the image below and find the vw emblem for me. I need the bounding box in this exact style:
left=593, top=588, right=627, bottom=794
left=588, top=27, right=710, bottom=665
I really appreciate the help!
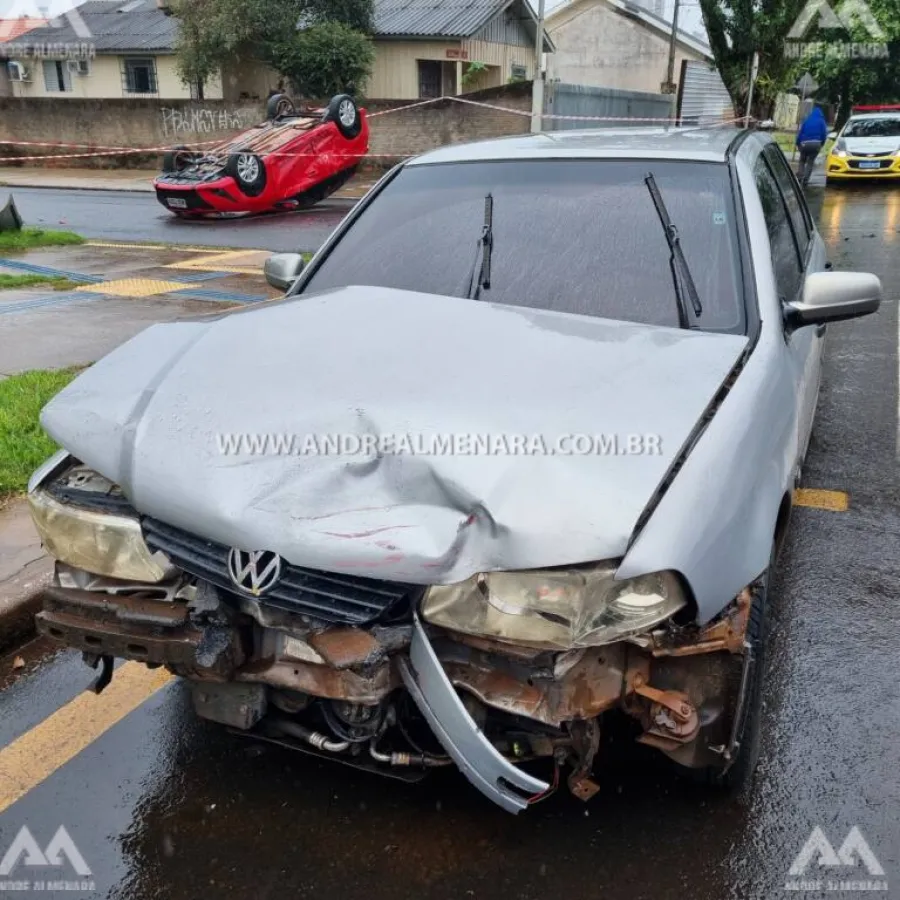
left=227, top=548, right=283, bottom=596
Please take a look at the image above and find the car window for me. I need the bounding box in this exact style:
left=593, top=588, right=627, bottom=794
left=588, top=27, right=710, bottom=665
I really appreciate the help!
left=301, top=160, right=746, bottom=334
left=765, top=147, right=811, bottom=256
left=843, top=117, right=900, bottom=138
left=754, top=157, right=802, bottom=301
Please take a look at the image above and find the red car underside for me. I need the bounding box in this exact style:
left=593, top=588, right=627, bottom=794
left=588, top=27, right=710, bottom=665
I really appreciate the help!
left=154, top=111, right=369, bottom=216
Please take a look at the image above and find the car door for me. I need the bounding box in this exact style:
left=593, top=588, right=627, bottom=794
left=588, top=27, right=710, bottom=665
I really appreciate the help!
left=766, top=146, right=828, bottom=459
left=753, top=148, right=825, bottom=471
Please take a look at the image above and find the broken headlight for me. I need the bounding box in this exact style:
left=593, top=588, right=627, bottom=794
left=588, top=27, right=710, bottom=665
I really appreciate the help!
left=28, top=460, right=172, bottom=583
left=421, top=565, right=686, bottom=650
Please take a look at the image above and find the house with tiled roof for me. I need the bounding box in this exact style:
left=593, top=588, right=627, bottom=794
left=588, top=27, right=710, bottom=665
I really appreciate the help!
left=0, top=0, right=221, bottom=100
left=1, top=0, right=552, bottom=102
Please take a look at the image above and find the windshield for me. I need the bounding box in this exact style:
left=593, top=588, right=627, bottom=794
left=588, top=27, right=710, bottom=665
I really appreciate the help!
left=843, top=117, right=900, bottom=138
left=301, top=160, right=745, bottom=333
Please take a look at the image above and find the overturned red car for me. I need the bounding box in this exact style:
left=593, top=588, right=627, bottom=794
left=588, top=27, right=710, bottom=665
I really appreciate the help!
left=154, top=93, right=369, bottom=218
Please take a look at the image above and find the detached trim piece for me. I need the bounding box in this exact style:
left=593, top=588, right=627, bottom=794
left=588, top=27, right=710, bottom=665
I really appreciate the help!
left=398, top=615, right=549, bottom=813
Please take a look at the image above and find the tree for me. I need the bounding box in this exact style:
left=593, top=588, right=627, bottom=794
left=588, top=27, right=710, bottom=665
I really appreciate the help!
left=268, top=22, right=375, bottom=99
left=698, top=0, right=808, bottom=116
left=800, top=0, right=899, bottom=124
left=172, top=0, right=375, bottom=99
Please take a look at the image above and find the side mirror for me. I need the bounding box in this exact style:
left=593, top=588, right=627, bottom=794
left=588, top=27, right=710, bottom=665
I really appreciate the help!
left=264, top=253, right=305, bottom=291
left=828, top=131, right=838, bottom=140
left=785, top=271, right=882, bottom=328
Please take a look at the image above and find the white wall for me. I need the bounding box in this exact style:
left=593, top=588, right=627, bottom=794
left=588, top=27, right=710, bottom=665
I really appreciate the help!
left=547, top=0, right=706, bottom=94
left=6, top=54, right=223, bottom=99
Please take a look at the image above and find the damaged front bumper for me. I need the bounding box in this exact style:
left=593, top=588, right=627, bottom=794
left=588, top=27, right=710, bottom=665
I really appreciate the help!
left=30, top=456, right=754, bottom=812
left=35, top=561, right=752, bottom=812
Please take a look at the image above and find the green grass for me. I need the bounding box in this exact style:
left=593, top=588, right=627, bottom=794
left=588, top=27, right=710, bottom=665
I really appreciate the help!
left=0, top=368, right=81, bottom=502
left=0, top=228, right=84, bottom=254
left=0, top=274, right=78, bottom=291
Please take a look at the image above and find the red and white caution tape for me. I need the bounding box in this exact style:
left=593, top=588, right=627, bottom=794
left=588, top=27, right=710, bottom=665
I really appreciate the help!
left=0, top=94, right=749, bottom=165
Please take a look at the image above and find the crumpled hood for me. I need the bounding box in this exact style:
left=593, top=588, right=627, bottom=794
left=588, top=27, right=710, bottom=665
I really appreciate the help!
left=41, top=286, right=748, bottom=583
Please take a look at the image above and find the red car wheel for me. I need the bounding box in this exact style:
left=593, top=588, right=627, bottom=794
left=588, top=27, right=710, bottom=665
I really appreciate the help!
left=225, top=152, right=268, bottom=197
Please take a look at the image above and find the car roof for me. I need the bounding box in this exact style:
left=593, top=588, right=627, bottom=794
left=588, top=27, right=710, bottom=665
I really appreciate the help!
left=846, top=113, right=900, bottom=122
left=407, top=128, right=746, bottom=166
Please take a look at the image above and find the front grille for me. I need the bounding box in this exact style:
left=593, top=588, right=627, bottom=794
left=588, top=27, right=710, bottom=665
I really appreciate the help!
left=142, top=517, right=416, bottom=626
left=848, top=159, right=894, bottom=170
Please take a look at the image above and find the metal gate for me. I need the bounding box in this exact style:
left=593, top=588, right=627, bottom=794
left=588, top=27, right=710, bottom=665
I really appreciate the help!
left=544, top=82, right=673, bottom=130
left=676, top=60, right=734, bottom=126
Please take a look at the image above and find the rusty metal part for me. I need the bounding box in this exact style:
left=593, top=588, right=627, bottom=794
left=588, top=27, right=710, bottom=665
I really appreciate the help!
left=651, top=589, right=752, bottom=657
left=308, top=628, right=382, bottom=669
left=567, top=719, right=601, bottom=802
left=630, top=672, right=700, bottom=747
left=439, top=642, right=649, bottom=728
left=36, top=586, right=240, bottom=675
left=235, top=658, right=396, bottom=704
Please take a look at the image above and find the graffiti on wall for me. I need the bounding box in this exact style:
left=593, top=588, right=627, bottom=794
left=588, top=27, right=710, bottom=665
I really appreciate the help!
left=160, top=106, right=258, bottom=137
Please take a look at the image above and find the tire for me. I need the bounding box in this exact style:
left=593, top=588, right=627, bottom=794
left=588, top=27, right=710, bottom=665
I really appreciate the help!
left=323, top=94, right=361, bottom=139
left=224, top=151, right=267, bottom=197
left=266, top=93, right=297, bottom=121
left=162, top=145, right=199, bottom=174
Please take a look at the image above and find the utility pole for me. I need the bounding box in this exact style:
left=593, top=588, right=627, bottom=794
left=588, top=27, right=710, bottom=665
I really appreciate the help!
left=530, top=0, right=546, bottom=133
left=661, top=0, right=680, bottom=119
left=664, top=0, right=681, bottom=94
left=745, top=51, right=760, bottom=127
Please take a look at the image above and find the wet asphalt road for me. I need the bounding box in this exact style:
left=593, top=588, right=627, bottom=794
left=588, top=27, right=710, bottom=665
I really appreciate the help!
left=1, top=184, right=899, bottom=900
left=10, top=187, right=351, bottom=253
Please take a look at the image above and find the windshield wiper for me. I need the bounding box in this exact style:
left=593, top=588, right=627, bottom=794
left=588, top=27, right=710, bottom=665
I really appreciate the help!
left=644, top=172, right=703, bottom=327
left=466, top=193, right=494, bottom=301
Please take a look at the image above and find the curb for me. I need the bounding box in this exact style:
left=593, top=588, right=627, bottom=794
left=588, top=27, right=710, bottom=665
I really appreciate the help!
left=0, top=556, right=52, bottom=655
left=0, top=180, right=369, bottom=204
left=0, top=181, right=155, bottom=194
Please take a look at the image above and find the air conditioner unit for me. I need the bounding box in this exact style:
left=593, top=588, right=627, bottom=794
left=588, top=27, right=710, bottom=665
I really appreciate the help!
left=7, top=61, right=31, bottom=82
left=67, top=59, right=91, bottom=76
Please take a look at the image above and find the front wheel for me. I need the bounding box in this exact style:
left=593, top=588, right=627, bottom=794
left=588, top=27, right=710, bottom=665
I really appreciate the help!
left=225, top=151, right=267, bottom=197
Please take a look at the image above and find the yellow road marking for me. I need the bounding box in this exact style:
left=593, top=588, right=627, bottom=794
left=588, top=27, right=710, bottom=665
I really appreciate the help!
left=164, top=249, right=270, bottom=276
left=85, top=241, right=265, bottom=254
left=0, top=663, right=172, bottom=815
left=165, top=262, right=263, bottom=275
left=77, top=277, right=192, bottom=298
left=794, top=489, right=850, bottom=512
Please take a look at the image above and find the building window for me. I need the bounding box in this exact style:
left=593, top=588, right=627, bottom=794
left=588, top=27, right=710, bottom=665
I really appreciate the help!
left=510, top=63, right=527, bottom=81
left=122, top=57, right=158, bottom=95
left=417, top=60, right=442, bottom=99
left=42, top=60, right=72, bottom=93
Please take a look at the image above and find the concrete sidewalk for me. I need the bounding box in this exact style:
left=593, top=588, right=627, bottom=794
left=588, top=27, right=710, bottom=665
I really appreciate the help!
left=0, top=499, right=51, bottom=654
left=0, top=167, right=380, bottom=200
